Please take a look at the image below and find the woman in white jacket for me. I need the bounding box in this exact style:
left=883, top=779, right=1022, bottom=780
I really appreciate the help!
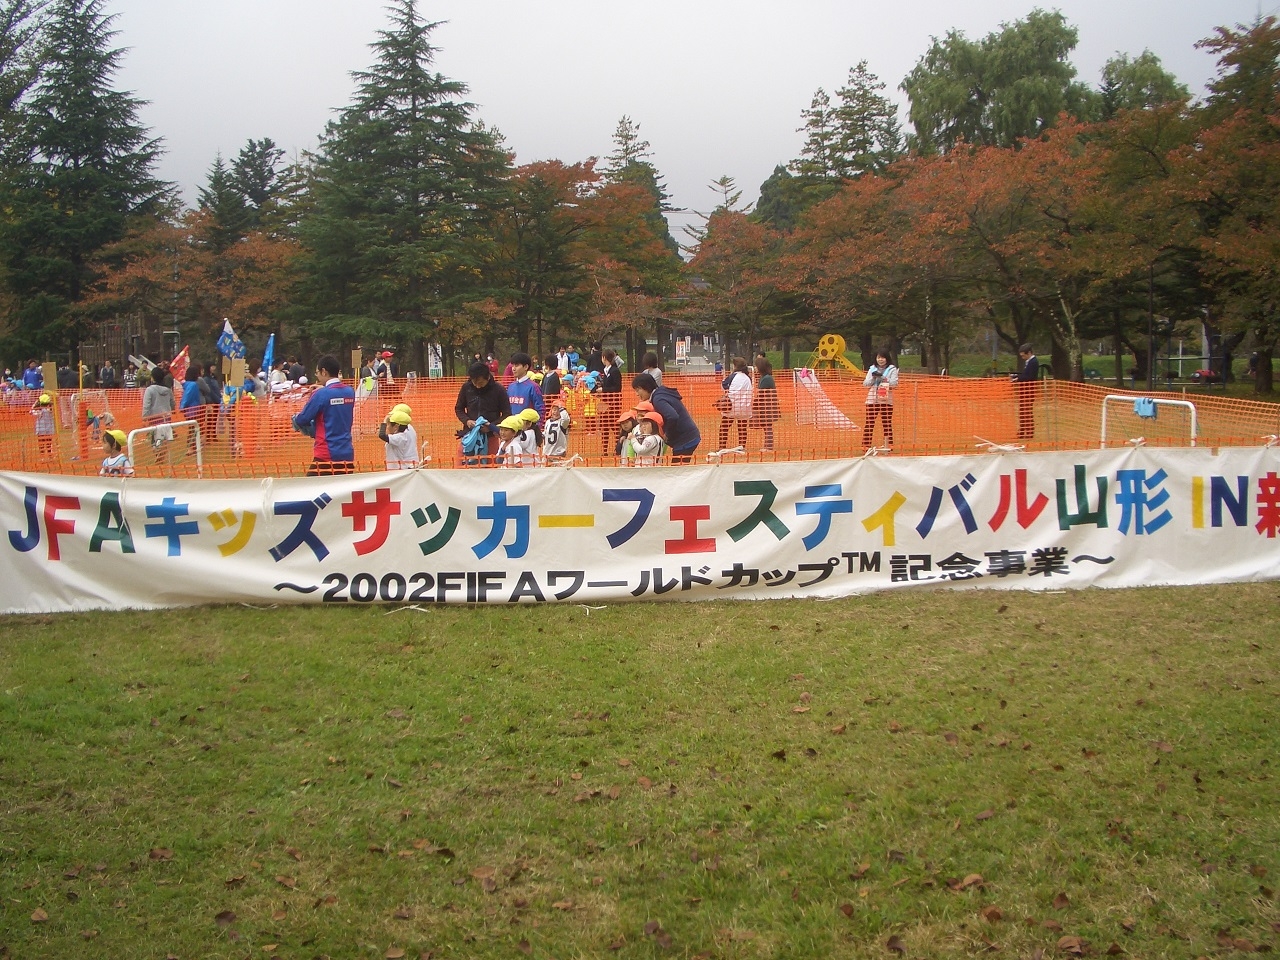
left=716, top=356, right=753, bottom=451
left=862, top=349, right=898, bottom=448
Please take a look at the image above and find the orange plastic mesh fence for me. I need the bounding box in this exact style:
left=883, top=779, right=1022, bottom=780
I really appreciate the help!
left=2, top=372, right=1276, bottom=479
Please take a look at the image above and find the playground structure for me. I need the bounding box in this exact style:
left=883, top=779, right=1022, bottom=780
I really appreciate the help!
left=1, top=367, right=1277, bottom=478
left=804, top=333, right=864, bottom=375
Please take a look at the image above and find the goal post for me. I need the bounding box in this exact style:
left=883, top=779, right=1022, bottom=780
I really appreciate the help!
left=127, top=419, right=204, bottom=476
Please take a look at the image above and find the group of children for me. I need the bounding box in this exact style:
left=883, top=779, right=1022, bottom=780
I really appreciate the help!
left=42, top=366, right=668, bottom=477
left=88, top=396, right=421, bottom=477
left=490, top=396, right=667, bottom=467
left=29, top=390, right=134, bottom=475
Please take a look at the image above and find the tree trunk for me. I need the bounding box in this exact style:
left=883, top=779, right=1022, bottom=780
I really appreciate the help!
left=1113, top=331, right=1125, bottom=388
left=1255, top=346, right=1274, bottom=394
left=857, top=332, right=874, bottom=369
left=1052, top=291, right=1084, bottom=381
left=925, top=340, right=943, bottom=375
left=1050, top=338, right=1070, bottom=381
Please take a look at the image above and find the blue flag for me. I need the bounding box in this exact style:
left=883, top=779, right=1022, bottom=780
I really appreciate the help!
left=217, top=318, right=246, bottom=359
left=261, top=333, right=275, bottom=374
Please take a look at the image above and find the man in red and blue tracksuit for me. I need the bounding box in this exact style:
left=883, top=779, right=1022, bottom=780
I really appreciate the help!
left=292, top=355, right=356, bottom=475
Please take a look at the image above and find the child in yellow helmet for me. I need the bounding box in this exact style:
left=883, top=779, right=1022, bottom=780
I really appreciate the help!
left=30, top=393, right=55, bottom=458
left=100, top=428, right=134, bottom=477
left=377, top=406, right=419, bottom=470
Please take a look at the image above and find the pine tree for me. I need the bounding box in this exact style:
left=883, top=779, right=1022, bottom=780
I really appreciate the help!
left=231, top=137, right=287, bottom=230
left=296, top=0, right=510, bottom=355
left=833, top=62, right=903, bottom=176
left=600, top=115, right=681, bottom=276
left=0, top=0, right=167, bottom=357
left=603, top=115, right=654, bottom=174
left=0, top=0, right=45, bottom=163
left=197, top=153, right=251, bottom=253
left=791, top=88, right=841, bottom=178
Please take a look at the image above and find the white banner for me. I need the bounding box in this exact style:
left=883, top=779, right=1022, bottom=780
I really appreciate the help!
left=1, top=448, right=1277, bottom=614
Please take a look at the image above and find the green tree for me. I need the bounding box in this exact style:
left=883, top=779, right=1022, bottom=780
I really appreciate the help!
left=197, top=153, right=251, bottom=253
left=296, top=0, right=510, bottom=368
left=0, top=0, right=44, bottom=160
left=753, top=164, right=835, bottom=231
left=488, top=159, right=598, bottom=353
left=0, top=0, right=167, bottom=358
left=231, top=137, right=286, bottom=224
left=770, top=63, right=901, bottom=230
left=833, top=61, right=903, bottom=176
left=791, top=88, right=841, bottom=178
left=197, top=138, right=292, bottom=250
left=1099, top=51, right=1190, bottom=118
left=901, top=8, right=1094, bottom=153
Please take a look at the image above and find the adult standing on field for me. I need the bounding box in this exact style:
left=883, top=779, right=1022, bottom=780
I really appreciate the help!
left=716, top=356, right=752, bottom=451
left=541, top=355, right=562, bottom=399
left=598, top=348, right=622, bottom=454
left=585, top=342, right=604, bottom=374
left=1012, top=343, right=1040, bottom=440
left=750, top=357, right=780, bottom=452
left=454, top=360, right=512, bottom=464
left=632, top=372, right=700, bottom=464
left=293, top=355, right=355, bottom=475
left=861, top=349, right=898, bottom=449
left=22, top=359, right=42, bottom=391
left=141, top=363, right=175, bottom=457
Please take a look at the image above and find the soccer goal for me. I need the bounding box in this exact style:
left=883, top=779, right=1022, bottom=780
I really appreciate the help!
left=127, top=419, right=204, bottom=476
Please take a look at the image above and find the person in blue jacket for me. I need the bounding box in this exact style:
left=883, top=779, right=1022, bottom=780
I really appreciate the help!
left=22, top=359, right=43, bottom=390
left=293, top=355, right=355, bottom=475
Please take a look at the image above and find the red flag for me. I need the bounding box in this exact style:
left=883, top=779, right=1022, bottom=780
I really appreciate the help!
left=169, top=345, right=190, bottom=384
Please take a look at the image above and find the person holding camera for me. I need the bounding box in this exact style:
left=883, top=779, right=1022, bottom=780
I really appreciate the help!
left=862, top=349, right=898, bottom=449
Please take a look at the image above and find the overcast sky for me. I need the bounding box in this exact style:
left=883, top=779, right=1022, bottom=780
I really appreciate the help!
left=104, top=0, right=1270, bottom=245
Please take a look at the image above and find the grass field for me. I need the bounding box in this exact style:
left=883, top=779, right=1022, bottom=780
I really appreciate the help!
left=1, top=586, right=1278, bottom=959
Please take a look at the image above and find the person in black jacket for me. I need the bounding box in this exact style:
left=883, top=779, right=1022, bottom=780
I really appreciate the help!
left=598, top=348, right=623, bottom=455
left=1013, top=343, right=1039, bottom=440
left=585, top=342, right=605, bottom=374
left=541, top=355, right=561, bottom=399
left=454, top=361, right=512, bottom=465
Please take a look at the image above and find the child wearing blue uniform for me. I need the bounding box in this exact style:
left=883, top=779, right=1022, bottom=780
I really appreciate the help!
left=505, top=352, right=545, bottom=425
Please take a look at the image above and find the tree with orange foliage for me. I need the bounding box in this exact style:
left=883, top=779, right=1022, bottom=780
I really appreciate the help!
left=1170, top=17, right=1280, bottom=393
left=788, top=156, right=979, bottom=373
left=685, top=208, right=789, bottom=357
left=85, top=208, right=300, bottom=359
